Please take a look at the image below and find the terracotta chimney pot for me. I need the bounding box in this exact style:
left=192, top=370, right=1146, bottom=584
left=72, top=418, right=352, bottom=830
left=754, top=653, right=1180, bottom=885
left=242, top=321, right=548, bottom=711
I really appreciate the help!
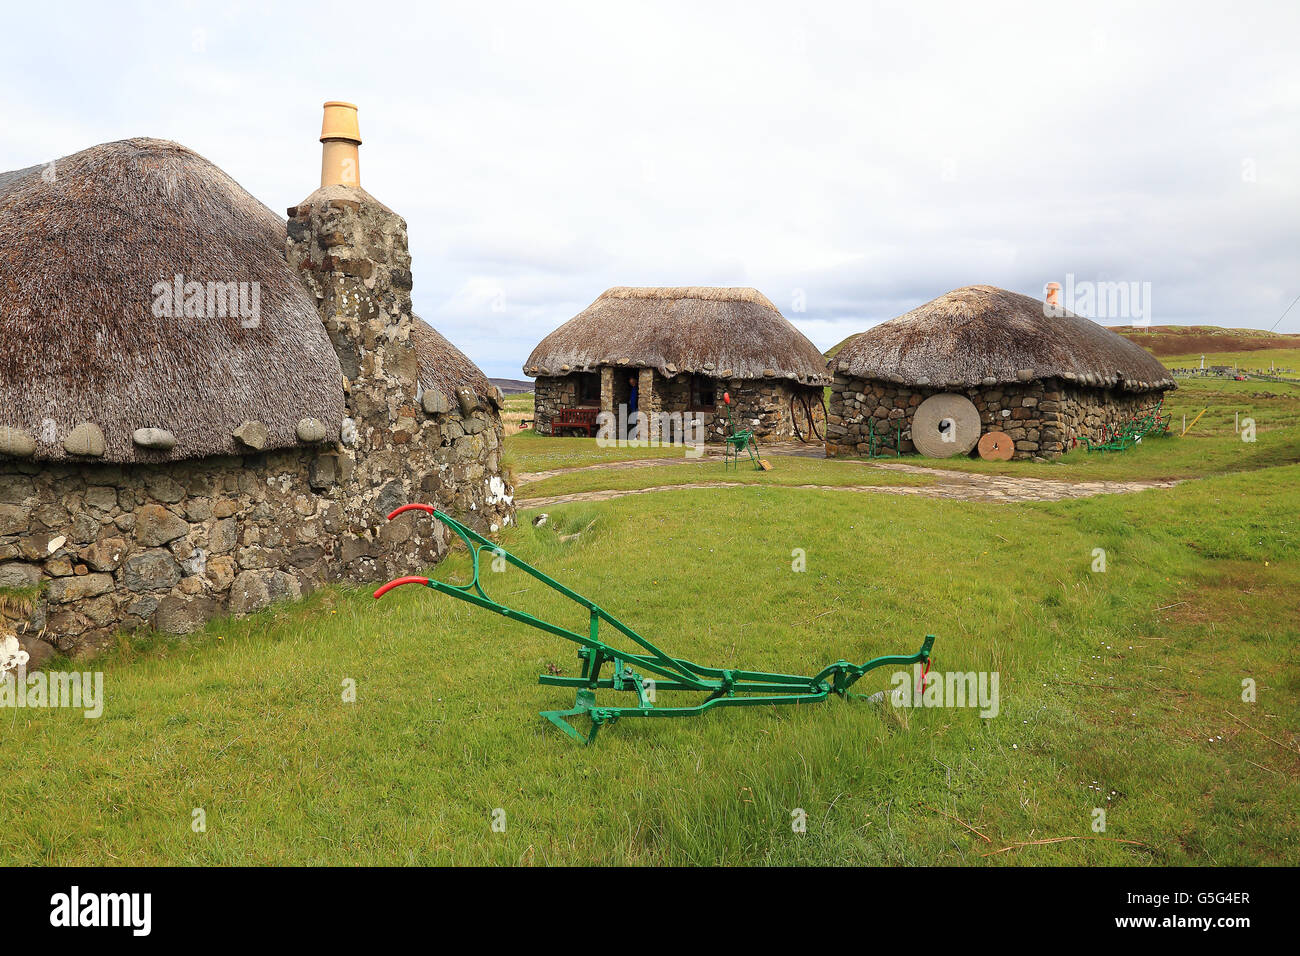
left=320, top=101, right=361, bottom=188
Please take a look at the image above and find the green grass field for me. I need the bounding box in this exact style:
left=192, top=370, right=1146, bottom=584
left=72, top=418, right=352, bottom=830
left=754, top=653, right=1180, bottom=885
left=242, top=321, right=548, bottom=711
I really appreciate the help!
left=3, top=353, right=1297, bottom=866
left=1163, top=351, right=1300, bottom=374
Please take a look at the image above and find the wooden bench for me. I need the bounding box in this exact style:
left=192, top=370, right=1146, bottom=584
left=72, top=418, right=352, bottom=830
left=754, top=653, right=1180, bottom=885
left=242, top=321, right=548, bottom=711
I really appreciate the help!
left=550, top=406, right=600, bottom=437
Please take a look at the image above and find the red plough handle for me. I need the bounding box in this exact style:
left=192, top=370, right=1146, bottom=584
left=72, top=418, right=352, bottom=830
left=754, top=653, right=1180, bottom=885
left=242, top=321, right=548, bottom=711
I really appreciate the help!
left=373, top=504, right=442, bottom=598
left=387, top=503, right=436, bottom=520
left=373, top=576, right=430, bottom=599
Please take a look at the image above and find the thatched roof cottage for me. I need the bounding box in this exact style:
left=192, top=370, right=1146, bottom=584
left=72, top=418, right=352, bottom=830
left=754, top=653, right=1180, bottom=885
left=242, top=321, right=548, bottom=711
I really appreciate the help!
left=827, top=285, right=1175, bottom=459
left=0, top=138, right=346, bottom=464
left=0, top=105, right=513, bottom=659
left=525, top=287, right=831, bottom=443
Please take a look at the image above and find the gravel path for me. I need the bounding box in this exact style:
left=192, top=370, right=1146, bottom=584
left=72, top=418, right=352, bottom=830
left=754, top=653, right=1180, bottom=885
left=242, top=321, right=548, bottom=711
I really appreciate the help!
left=516, top=452, right=1181, bottom=508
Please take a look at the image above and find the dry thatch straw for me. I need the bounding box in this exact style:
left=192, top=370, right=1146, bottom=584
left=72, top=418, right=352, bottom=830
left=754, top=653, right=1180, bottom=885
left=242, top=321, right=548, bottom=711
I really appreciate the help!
left=0, top=137, right=344, bottom=463
left=524, top=287, right=832, bottom=384
left=832, top=285, right=1176, bottom=391
left=411, top=317, right=494, bottom=402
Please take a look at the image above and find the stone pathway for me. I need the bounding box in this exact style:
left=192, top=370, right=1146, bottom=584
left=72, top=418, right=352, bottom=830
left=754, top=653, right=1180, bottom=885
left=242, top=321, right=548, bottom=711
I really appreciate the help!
left=516, top=450, right=1181, bottom=508
left=513, top=442, right=826, bottom=486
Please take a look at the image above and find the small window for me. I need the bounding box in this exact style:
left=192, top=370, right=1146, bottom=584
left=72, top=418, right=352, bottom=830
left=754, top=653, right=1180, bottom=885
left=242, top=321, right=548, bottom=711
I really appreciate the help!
left=688, top=374, right=715, bottom=412
left=574, top=372, right=600, bottom=406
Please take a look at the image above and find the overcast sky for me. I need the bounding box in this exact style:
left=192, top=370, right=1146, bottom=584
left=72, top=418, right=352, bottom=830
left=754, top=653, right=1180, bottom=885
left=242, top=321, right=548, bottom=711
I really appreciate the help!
left=4, top=1, right=1297, bottom=377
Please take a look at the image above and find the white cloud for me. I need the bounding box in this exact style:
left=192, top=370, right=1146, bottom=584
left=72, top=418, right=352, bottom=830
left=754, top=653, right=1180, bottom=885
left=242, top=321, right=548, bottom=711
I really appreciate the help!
left=2, top=0, right=1297, bottom=376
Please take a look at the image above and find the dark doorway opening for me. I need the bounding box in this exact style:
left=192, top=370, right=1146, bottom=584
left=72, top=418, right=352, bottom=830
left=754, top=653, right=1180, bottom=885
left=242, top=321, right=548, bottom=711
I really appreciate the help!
left=574, top=372, right=600, bottom=406
left=688, top=374, right=716, bottom=412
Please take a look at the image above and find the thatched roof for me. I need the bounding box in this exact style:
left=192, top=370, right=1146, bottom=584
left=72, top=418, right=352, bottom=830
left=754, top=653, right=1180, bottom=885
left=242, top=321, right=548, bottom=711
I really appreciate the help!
left=524, top=287, right=832, bottom=385
left=412, top=316, right=495, bottom=403
left=831, top=286, right=1175, bottom=391
left=0, top=137, right=345, bottom=463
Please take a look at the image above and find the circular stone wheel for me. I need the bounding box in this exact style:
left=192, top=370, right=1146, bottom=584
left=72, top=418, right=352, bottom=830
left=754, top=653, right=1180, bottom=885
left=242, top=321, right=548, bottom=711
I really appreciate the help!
left=978, top=430, right=1015, bottom=461
left=911, top=393, right=981, bottom=458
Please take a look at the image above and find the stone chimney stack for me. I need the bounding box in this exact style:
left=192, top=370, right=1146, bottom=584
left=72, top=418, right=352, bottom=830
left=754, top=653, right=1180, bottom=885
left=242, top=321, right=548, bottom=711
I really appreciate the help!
left=287, top=102, right=418, bottom=425
left=286, top=102, right=424, bottom=545
left=285, top=101, right=513, bottom=578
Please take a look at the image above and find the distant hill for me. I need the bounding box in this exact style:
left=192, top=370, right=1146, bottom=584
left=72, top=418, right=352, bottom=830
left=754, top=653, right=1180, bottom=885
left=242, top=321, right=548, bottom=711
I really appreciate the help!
left=824, top=333, right=862, bottom=363
left=824, top=325, right=1299, bottom=363
left=490, top=378, right=534, bottom=394
left=1109, top=325, right=1300, bottom=358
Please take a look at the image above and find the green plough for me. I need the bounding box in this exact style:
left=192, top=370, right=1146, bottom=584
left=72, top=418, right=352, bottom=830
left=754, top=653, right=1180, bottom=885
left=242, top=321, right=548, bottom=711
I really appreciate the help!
left=1080, top=399, right=1171, bottom=452
left=721, top=390, right=761, bottom=471
left=374, top=504, right=936, bottom=744
left=866, top=418, right=904, bottom=458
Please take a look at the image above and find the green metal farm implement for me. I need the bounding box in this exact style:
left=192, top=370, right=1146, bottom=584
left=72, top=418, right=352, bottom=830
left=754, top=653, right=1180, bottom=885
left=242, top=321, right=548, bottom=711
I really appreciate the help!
left=374, top=504, right=936, bottom=744
left=721, top=390, right=762, bottom=470
left=866, top=418, right=904, bottom=458
left=1080, top=399, right=1171, bottom=453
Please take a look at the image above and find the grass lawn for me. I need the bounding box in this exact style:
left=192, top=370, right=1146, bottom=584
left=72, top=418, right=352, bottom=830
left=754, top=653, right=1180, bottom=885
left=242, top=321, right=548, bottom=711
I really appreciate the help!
left=3, top=353, right=1298, bottom=866
left=504, top=430, right=722, bottom=477
left=3, top=471, right=1297, bottom=865
left=1161, top=350, right=1300, bottom=373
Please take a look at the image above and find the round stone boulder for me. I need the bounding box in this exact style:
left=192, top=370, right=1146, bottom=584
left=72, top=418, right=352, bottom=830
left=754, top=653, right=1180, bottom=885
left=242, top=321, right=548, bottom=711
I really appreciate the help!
left=132, top=427, right=177, bottom=451
left=0, top=426, right=36, bottom=458
left=63, top=422, right=106, bottom=457
left=295, top=418, right=328, bottom=443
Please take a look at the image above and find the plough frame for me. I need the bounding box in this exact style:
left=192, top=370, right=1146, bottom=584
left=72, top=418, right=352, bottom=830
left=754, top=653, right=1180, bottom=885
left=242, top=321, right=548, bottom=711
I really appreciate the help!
left=1081, top=398, right=1172, bottom=452
left=373, top=504, right=935, bottom=744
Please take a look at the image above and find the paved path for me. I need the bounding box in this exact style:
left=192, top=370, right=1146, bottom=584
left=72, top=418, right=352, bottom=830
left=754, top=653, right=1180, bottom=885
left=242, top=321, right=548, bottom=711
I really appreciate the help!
left=516, top=452, right=1181, bottom=509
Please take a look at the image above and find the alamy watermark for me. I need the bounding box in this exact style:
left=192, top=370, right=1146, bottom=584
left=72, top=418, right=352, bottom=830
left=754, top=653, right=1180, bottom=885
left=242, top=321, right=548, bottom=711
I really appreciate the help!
left=151, top=274, right=261, bottom=328
left=1, top=635, right=104, bottom=718
left=1045, top=274, right=1152, bottom=326
left=596, top=405, right=705, bottom=456
left=50, top=886, right=150, bottom=936
left=1, top=666, right=104, bottom=718
left=888, top=664, right=999, bottom=718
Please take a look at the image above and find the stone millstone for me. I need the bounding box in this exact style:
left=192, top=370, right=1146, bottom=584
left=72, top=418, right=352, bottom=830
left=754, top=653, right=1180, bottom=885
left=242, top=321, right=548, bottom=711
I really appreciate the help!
left=977, top=430, right=1015, bottom=461
left=911, top=393, right=980, bottom=458
left=63, top=422, right=106, bottom=457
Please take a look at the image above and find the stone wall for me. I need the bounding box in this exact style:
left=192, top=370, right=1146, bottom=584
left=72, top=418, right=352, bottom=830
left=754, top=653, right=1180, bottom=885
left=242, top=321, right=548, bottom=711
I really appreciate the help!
left=693, top=377, right=817, bottom=444
left=0, top=187, right=513, bottom=658
left=1057, top=384, right=1166, bottom=447
left=826, top=374, right=1165, bottom=459
left=533, top=370, right=821, bottom=443
left=0, top=413, right=508, bottom=658
left=533, top=376, right=579, bottom=435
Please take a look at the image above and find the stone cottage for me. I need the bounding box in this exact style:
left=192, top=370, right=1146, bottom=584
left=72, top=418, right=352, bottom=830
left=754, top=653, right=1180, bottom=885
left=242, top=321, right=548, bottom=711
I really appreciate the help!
left=826, top=285, right=1175, bottom=460
left=524, top=287, right=831, bottom=443
left=0, top=103, right=513, bottom=661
